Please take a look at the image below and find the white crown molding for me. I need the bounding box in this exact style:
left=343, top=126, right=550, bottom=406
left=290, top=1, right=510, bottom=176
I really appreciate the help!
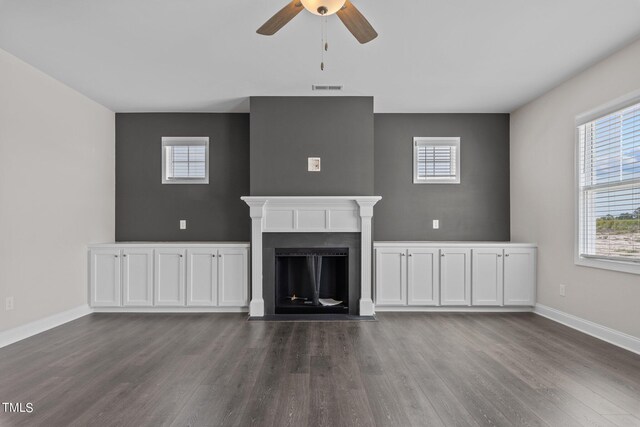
left=534, top=304, right=640, bottom=355
left=0, top=304, right=91, bottom=349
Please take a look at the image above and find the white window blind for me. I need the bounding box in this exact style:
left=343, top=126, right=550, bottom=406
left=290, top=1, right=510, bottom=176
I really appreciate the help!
left=161, top=137, right=209, bottom=184
left=166, top=145, right=206, bottom=179
left=578, top=101, right=640, bottom=263
left=413, top=137, right=460, bottom=184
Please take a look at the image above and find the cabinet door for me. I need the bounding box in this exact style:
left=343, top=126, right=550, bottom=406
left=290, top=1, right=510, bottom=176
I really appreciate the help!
left=187, top=248, right=218, bottom=306
left=154, top=249, right=185, bottom=306
left=122, top=248, right=154, bottom=307
left=440, top=248, right=471, bottom=306
left=90, top=249, right=121, bottom=307
left=375, top=248, right=406, bottom=306
left=218, top=248, right=249, bottom=306
left=407, top=248, right=439, bottom=306
left=504, top=248, right=536, bottom=306
left=472, top=249, right=503, bottom=306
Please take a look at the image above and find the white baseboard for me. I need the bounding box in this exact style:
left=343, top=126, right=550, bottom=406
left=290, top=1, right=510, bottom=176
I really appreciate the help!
left=534, top=304, right=640, bottom=355
left=375, top=306, right=533, bottom=313
left=0, top=304, right=91, bottom=349
left=92, top=307, right=249, bottom=313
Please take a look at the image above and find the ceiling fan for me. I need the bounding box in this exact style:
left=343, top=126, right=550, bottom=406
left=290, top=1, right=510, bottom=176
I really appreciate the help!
left=257, top=0, right=378, bottom=44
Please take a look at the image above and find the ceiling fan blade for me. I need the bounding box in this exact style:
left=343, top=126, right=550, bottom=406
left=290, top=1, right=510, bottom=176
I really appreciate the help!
left=336, top=0, right=378, bottom=44
left=257, top=1, right=304, bottom=36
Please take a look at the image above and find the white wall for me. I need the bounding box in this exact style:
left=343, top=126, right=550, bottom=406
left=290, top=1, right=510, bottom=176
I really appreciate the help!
left=511, top=38, right=640, bottom=338
left=0, top=49, right=114, bottom=332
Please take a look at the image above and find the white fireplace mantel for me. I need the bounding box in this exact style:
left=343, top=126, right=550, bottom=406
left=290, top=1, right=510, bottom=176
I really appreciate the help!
left=241, top=196, right=381, bottom=317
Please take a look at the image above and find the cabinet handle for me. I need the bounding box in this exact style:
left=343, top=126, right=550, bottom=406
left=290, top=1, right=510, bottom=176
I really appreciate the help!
left=401, top=253, right=405, bottom=257
left=505, top=254, right=510, bottom=257
left=497, top=254, right=502, bottom=257
left=179, top=254, right=183, bottom=258
left=115, top=255, right=118, bottom=258
left=408, top=253, right=412, bottom=257
left=123, top=254, right=127, bottom=257
left=441, top=254, right=445, bottom=257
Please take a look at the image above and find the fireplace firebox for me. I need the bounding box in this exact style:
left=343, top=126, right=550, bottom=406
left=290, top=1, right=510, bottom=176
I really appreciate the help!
left=275, top=248, right=348, bottom=314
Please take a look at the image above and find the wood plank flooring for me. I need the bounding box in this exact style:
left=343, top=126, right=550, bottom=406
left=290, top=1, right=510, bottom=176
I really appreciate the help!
left=1, top=312, right=639, bottom=426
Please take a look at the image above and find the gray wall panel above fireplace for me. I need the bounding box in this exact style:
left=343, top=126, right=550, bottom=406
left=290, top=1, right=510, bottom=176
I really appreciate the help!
left=249, top=96, right=374, bottom=196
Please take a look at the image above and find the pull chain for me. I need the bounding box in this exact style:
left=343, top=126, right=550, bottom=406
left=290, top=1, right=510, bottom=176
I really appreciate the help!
left=320, top=16, right=328, bottom=71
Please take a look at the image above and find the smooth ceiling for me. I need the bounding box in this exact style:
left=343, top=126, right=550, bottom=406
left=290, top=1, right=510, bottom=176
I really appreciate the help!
left=1, top=0, right=639, bottom=113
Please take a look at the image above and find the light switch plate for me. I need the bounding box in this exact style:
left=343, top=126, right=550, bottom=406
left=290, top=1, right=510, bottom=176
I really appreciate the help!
left=6, top=297, right=14, bottom=311
left=433, top=219, right=440, bottom=229
left=308, top=157, right=321, bottom=172
left=180, top=220, right=187, bottom=230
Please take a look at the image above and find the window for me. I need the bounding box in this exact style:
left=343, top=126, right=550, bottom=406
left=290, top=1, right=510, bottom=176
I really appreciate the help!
left=577, top=98, right=640, bottom=270
left=161, top=137, right=209, bottom=184
left=413, top=137, right=460, bottom=184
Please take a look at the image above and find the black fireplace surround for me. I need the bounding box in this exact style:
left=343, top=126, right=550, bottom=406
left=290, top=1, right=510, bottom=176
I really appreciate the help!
left=262, top=233, right=361, bottom=316
left=275, top=247, right=349, bottom=314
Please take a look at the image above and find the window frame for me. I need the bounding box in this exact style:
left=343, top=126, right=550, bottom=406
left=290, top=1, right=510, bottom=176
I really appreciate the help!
left=574, top=90, right=640, bottom=275
left=161, top=136, right=210, bottom=185
left=412, top=137, right=461, bottom=184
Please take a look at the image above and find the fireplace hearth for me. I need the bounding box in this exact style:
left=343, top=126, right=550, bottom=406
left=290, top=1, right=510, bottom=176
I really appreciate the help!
left=275, top=248, right=348, bottom=314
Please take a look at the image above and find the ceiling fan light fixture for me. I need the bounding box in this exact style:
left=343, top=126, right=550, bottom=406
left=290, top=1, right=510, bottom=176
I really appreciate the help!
left=300, top=0, right=346, bottom=16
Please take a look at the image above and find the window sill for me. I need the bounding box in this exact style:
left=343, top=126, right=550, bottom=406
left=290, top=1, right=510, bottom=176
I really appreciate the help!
left=413, top=179, right=460, bottom=185
left=575, top=256, right=640, bottom=275
left=162, top=179, right=209, bottom=185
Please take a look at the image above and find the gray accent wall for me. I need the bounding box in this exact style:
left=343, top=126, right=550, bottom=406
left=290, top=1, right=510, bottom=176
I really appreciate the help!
left=249, top=96, right=374, bottom=196
left=116, top=113, right=250, bottom=241
left=114, top=107, right=511, bottom=242
left=374, top=114, right=510, bottom=241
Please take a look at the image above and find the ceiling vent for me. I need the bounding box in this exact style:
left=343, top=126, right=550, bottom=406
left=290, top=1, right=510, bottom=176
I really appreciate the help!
left=312, top=85, right=343, bottom=91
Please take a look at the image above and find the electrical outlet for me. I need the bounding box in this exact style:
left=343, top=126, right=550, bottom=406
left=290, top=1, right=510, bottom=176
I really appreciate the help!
left=6, top=297, right=14, bottom=311
left=180, top=220, right=187, bottom=230
left=433, top=219, right=440, bottom=229
left=559, top=284, right=566, bottom=297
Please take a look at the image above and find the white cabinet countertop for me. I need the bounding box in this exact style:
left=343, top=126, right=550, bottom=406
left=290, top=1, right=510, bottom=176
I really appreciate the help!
left=89, top=241, right=534, bottom=248
left=89, top=242, right=250, bottom=248
left=374, top=242, right=537, bottom=248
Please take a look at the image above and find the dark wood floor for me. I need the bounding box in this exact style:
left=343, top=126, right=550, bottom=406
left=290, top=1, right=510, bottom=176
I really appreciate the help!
left=1, top=313, right=639, bottom=427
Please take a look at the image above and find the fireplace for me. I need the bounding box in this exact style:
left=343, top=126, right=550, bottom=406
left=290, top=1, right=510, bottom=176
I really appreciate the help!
left=241, top=196, right=381, bottom=317
left=275, top=247, right=349, bottom=314
left=262, top=233, right=360, bottom=316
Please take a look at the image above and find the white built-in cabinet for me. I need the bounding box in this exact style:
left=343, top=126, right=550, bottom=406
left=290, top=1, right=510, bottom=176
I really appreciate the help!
left=89, top=243, right=249, bottom=310
left=90, top=248, right=121, bottom=307
left=374, top=243, right=536, bottom=308
left=187, top=248, right=218, bottom=306
left=375, top=247, right=441, bottom=307
left=122, top=248, right=154, bottom=306
left=503, top=248, right=536, bottom=306
left=440, top=248, right=471, bottom=306
left=186, top=247, right=249, bottom=307
left=407, top=248, right=440, bottom=306
left=375, top=248, right=405, bottom=305
left=218, top=248, right=249, bottom=306
left=472, top=248, right=503, bottom=306
left=155, top=248, right=186, bottom=306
